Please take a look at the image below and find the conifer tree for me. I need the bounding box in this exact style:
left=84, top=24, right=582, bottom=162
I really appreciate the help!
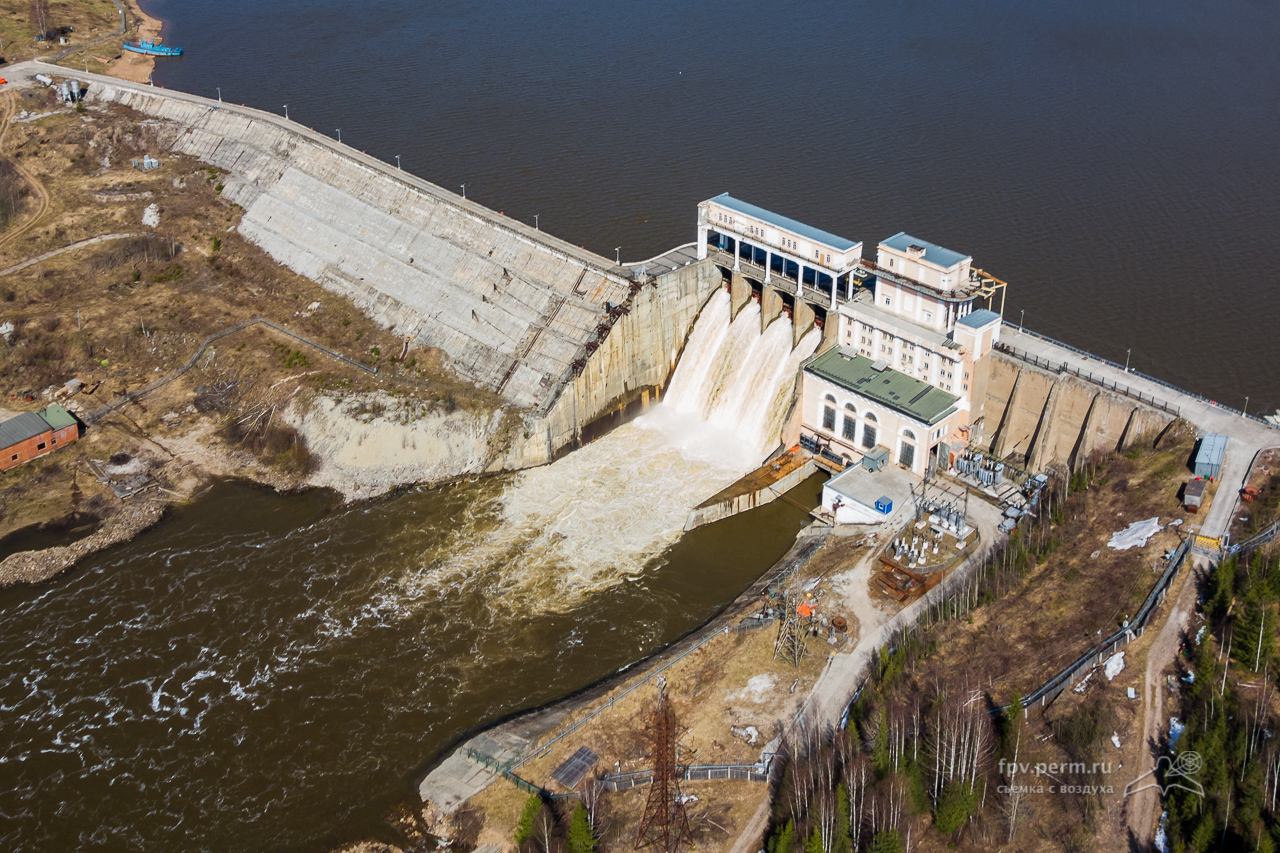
left=567, top=802, right=595, bottom=853
left=513, top=794, right=543, bottom=846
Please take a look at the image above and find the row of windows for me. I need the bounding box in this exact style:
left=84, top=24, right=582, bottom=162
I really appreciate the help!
left=822, top=396, right=922, bottom=465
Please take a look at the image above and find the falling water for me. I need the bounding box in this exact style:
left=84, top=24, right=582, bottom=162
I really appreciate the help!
left=391, top=287, right=821, bottom=613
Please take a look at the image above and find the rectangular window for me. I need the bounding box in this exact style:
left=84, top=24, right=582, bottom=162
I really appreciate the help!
left=823, top=406, right=836, bottom=431
left=963, top=384, right=969, bottom=391
left=51, top=438, right=56, bottom=445
left=9, top=454, right=16, bottom=462
left=842, top=416, right=857, bottom=441
left=884, top=297, right=891, bottom=306
left=37, top=442, right=46, bottom=451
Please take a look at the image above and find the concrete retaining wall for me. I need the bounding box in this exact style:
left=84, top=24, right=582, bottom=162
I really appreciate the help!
left=682, top=457, right=817, bottom=532
left=973, top=353, right=1175, bottom=470
left=505, top=262, right=722, bottom=467
left=81, top=77, right=725, bottom=468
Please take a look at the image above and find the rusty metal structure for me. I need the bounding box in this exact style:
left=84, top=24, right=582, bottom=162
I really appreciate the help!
left=635, top=681, right=692, bottom=852
left=773, top=594, right=809, bottom=668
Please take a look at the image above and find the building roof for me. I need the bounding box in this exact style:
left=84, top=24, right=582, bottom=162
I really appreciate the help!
left=708, top=194, right=859, bottom=252
left=39, top=404, right=77, bottom=431
left=806, top=348, right=960, bottom=425
left=0, top=411, right=54, bottom=450
left=880, top=232, right=971, bottom=270
left=1195, top=434, right=1228, bottom=467
left=956, top=308, right=1001, bottom=329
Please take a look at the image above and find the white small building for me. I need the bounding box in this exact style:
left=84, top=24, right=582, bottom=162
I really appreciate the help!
left=821, top=465, right=894, bottom=525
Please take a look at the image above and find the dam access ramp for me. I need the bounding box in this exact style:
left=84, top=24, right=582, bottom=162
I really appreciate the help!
left=23, top=62, right=632, bottom=416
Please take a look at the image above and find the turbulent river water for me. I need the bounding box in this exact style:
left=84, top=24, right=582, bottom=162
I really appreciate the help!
left=0, top=299, right=818, bottom=850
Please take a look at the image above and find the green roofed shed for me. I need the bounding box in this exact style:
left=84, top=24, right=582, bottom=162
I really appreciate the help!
left=39, top=404, right=77, bottom=431
left=805, top=348, right=959, bottom=425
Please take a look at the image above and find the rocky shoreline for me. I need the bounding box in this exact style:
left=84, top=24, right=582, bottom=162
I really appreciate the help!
left=0, top=498, right=165, bottom=587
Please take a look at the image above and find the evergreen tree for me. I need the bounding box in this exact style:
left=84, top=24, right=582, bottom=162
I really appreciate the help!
left=514, top=793, right=543, bottom=846
left=767, top=819, right=797, bottom=853
left=834, top=784, right=852, bottom=853
left=804, top=825, right=824, bottom=853
left=933, top=781, right=976, bottom=834
left=1231, top=592, right=1276, bottom=672
left=567, top=802, right=595, bottom=853
left=866, top=829, right=902, bottom=853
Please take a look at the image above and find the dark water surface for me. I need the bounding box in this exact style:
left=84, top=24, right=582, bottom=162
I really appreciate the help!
left=145, top=0, right=1280, bottom=409
left=0, top=475, right=823, bottom=850
left=4, top=0, right=1278, bottom=849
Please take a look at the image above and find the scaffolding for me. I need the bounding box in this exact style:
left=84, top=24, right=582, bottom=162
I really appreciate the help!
left=636, top=680, right=693, bottom=853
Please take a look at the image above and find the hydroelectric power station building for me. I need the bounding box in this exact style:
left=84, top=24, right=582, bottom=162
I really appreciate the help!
left=697, top=194, right=1007, bottom=477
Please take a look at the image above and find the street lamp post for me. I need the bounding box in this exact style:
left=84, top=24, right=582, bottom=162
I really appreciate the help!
left=216, top=87, right=221, bottom=102
left=534, top=214, right=539, bottom=230
left=1125, top=348, right=1131, bottom=373
left=395, top=155, right=401, bottom=170
left=283, top=104, right=288, bottom=119
left=1019, top=309, right=1025, bottom=331
left=335, top=128, right=341, bottom=143
left=615, top=247, right=621, bottom=266
left=460, top=184, right=466, bottom=199
left=1244, top=396, right=1250, bottom=418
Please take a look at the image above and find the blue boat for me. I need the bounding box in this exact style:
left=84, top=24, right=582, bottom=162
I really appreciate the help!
left=122, top=39, right=183, bottom=57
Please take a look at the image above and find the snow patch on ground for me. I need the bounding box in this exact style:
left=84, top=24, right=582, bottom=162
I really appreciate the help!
left=726, top=674, right=777, bottom=705
left=1104, top=651, right=1126, bottom=680
left=1108, top=517, right=1163, bottom=550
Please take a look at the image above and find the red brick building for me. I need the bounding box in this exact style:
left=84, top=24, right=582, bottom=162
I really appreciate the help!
left=0, top=405, right=80, bottom=472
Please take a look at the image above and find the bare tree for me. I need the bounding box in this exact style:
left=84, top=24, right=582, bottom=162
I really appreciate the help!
left=29, top=0, right=50, bottom=38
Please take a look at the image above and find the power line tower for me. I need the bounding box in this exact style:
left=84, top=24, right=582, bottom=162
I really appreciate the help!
left=773, top=594, right=809, bottom=668
left=636, top=679, right=692, bottom=853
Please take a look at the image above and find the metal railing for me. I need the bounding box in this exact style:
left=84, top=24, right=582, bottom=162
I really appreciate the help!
left=993, top=342, right=1180, bottom=417
left=1015, top=537, right=1191, bottom=711
left=1010, top=327, right=1276, bottom=429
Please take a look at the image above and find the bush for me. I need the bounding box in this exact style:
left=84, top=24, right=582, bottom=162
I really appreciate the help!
left=866, top=829, right=902, bottom=853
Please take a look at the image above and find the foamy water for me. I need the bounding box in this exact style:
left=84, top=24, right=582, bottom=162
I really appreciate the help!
left=394, top=288, right=818, bottom=612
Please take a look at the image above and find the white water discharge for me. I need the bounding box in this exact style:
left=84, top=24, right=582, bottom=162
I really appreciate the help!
left=394, top=288, right=821, bottom=612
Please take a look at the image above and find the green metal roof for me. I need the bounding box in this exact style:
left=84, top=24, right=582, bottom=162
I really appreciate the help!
left=39, top=404, right=77, bottom=431
left=805, top=348, right=959, bottom=425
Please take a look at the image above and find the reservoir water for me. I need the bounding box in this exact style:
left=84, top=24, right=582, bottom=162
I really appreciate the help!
left=4, top=0, right=1279, bottom=848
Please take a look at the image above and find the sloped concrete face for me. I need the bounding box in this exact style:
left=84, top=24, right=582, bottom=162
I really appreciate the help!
left=974, top=353, right=1175, bottom=471
left=90, top=83, right=631, bottom=416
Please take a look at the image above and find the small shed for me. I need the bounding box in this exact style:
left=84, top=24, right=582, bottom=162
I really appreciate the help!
left=1192, top=434, right=1228, bottom=479
left=1183, top=479, right=1207, bottom=512
left=861, top=445, right=890, bottom=472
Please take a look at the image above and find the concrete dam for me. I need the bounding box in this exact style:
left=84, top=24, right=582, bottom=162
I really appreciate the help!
left=60, top=66, right=1203, bottom=478
left=82, top=71, right=719, bottom=468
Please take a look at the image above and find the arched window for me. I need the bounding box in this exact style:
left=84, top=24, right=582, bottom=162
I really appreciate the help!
left=822, top=395, right=836, bottom=432
left=902, top=429, right=916, bottom=441
left=861, top=412, right=877, bottom=449
left=841, top=403, right=857, bottom=441
left=899, top=435, right=915, bottom=468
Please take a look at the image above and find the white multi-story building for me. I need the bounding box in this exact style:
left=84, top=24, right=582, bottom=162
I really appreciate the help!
left=801, top=232, right=1004, bottom=476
